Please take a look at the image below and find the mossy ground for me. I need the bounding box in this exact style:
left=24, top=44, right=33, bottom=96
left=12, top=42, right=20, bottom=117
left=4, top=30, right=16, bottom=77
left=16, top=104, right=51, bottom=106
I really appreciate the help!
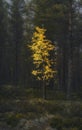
left=0, top=85, right=82, bottom=130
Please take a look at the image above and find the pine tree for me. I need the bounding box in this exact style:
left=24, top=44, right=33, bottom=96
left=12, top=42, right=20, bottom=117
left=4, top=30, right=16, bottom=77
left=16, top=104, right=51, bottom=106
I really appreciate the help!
left=10, top=0, right=25, bottom=85
left=0, top=0, right=9, bottom=84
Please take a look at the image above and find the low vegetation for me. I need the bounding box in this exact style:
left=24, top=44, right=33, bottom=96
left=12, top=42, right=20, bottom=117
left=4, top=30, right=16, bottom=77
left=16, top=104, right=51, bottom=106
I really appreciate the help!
left=0, top=85, right=82, bottom=130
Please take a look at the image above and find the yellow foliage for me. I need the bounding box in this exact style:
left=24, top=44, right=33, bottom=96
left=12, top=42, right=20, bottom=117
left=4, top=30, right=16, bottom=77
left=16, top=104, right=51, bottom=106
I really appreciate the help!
left=29, top=26, right=56, bottom=81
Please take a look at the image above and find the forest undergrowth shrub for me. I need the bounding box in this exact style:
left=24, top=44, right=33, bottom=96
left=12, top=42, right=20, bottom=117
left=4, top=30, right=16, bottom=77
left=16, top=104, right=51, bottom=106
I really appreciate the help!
left=49, top=115, right=82, bottom=130
left=67, top=103, right=82, bottom=117
left=53, top=91, right=66, bottom=100
left=44, top=101, right=64, bottom=114
left=49, top=114, right=63, bottom=130
left=5, top=113, right=20, bottom=127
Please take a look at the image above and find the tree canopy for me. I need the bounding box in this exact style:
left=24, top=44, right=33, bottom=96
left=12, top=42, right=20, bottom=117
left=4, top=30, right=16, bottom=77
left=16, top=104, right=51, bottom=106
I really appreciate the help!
left=29, top=26, right=56, bottom=81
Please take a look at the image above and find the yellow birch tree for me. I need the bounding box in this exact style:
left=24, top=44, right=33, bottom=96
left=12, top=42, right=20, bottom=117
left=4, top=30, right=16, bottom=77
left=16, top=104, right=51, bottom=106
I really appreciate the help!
left=29, top=26, right=56, bottom=98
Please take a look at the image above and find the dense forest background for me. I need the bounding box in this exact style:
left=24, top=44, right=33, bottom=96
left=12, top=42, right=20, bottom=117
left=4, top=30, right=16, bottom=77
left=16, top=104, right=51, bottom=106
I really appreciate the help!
left=0, top=0, right=82, bottom=99
left=0, top=0, right=82, bottom=129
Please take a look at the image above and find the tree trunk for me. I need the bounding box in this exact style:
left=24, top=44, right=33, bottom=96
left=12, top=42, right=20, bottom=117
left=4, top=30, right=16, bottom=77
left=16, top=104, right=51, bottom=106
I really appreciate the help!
left=43, top=80, right=46, bottom=99
left=67, top=0, right=73, bottom=99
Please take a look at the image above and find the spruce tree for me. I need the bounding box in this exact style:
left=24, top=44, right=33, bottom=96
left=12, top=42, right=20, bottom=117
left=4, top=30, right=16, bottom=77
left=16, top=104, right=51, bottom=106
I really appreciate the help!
left=10, top=0, right=25, bottom=85
left=0, top=0, right=9, bottom=84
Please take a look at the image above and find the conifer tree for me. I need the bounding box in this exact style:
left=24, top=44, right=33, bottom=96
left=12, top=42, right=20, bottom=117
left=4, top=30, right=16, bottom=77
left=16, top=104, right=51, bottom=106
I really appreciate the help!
left=0, top=0, right=9, bottom=84
left=10, top=0, right=25, bottom=85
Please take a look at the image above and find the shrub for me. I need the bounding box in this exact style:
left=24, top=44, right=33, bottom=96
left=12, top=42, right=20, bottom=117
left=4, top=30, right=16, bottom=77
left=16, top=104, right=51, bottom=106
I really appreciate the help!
left=49, top=115, right=63, bottom=130
left=70, top=128, right=78, bottom=130
left=50, top=116, right=82, bottom=130
left=44, top=101, right=64, bottom=114
left=6, top=113, right=20, bottom=127
left=63, top=117, right=82, bottom=129
left=63, top=118, right=75, bottom=128
left=79, top=125, right=82, bottom=130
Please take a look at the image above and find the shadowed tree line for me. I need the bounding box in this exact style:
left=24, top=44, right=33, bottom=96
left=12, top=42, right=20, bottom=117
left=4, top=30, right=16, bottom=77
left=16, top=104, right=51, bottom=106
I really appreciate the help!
left=0, top=0, right=82, bottom=99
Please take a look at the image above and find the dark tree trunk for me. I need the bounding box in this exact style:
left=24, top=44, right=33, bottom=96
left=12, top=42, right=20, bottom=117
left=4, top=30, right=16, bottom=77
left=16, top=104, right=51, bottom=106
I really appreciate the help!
left=43, top=80, right=46, bottom=99
left=67, top=0, right=73, bottom=99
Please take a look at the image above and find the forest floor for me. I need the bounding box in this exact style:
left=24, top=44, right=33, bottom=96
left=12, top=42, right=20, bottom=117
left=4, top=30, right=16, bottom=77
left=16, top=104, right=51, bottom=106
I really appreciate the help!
left=0, top=85, right=82, bottom=130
